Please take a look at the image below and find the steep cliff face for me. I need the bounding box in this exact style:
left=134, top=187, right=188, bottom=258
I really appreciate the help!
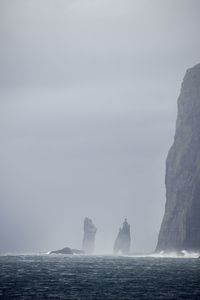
left=157, top=64, right=200, bottom=252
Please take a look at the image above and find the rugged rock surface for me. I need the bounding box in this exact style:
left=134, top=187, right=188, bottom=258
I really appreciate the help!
left=113, top=218, right=131, bottom=254
left=50, top=247, right=73, bottom=255
left=157, top=64, right=200, bottom=252
left=71, top=249, right=85, bottom=255
left=82, top=217, right=97, bottom=254
left=50, top=247, right=84, bottom=255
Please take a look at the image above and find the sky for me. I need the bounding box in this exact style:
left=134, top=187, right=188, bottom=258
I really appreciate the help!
left=0, top=0, right=200, bottom=253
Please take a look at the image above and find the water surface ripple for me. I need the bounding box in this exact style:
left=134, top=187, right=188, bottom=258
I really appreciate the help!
left=0, top=255, right=200, bottom=299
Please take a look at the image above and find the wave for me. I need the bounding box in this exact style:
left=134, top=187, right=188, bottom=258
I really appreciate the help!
left=1, top=250, right=199, bottom=259
left=125, top=250, right=200, bottom=259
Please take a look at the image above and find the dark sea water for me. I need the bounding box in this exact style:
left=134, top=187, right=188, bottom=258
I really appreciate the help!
left=0, top=255, right=200, bottom=299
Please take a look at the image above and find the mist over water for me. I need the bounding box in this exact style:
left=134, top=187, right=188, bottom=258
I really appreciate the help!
left=1, top=0, right=200, bottom=254
left=1, top=2, right=200, bottom=299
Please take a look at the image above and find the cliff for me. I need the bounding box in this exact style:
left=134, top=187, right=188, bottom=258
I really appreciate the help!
left=157, top=64, right=200, bottom=252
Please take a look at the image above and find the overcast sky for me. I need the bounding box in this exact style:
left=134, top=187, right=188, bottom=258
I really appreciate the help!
left=0, top=0, right=200, bottom=253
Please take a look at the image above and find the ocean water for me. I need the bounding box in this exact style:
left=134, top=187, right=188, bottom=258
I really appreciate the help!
left=0, top=254, right=200, bottom=299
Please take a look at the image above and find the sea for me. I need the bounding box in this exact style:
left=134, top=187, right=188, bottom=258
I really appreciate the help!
left=0, top=254, right=200, bottom=299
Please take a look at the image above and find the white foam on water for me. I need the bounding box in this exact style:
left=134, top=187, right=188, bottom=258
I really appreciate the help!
left=1, top=250, right=199, bottom=259
left=125, top=250, right=200, bottom=259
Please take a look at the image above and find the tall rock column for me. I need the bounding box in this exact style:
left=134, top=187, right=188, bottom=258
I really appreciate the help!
left=157, top=64, right=200, bottom=252
left=113, top=218, right=131, bottom=254
left=82, top=217, right=97, bottom=254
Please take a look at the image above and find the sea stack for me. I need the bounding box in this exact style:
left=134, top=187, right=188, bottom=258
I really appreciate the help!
left=157, top=64, right=200, bottom=252
left=82, top=217, right=97, bottom=254
left=114, top=218, right=131, bottom=254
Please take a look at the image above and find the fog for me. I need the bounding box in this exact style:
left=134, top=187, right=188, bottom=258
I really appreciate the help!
left=0, top=0, right=200, bottom=253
